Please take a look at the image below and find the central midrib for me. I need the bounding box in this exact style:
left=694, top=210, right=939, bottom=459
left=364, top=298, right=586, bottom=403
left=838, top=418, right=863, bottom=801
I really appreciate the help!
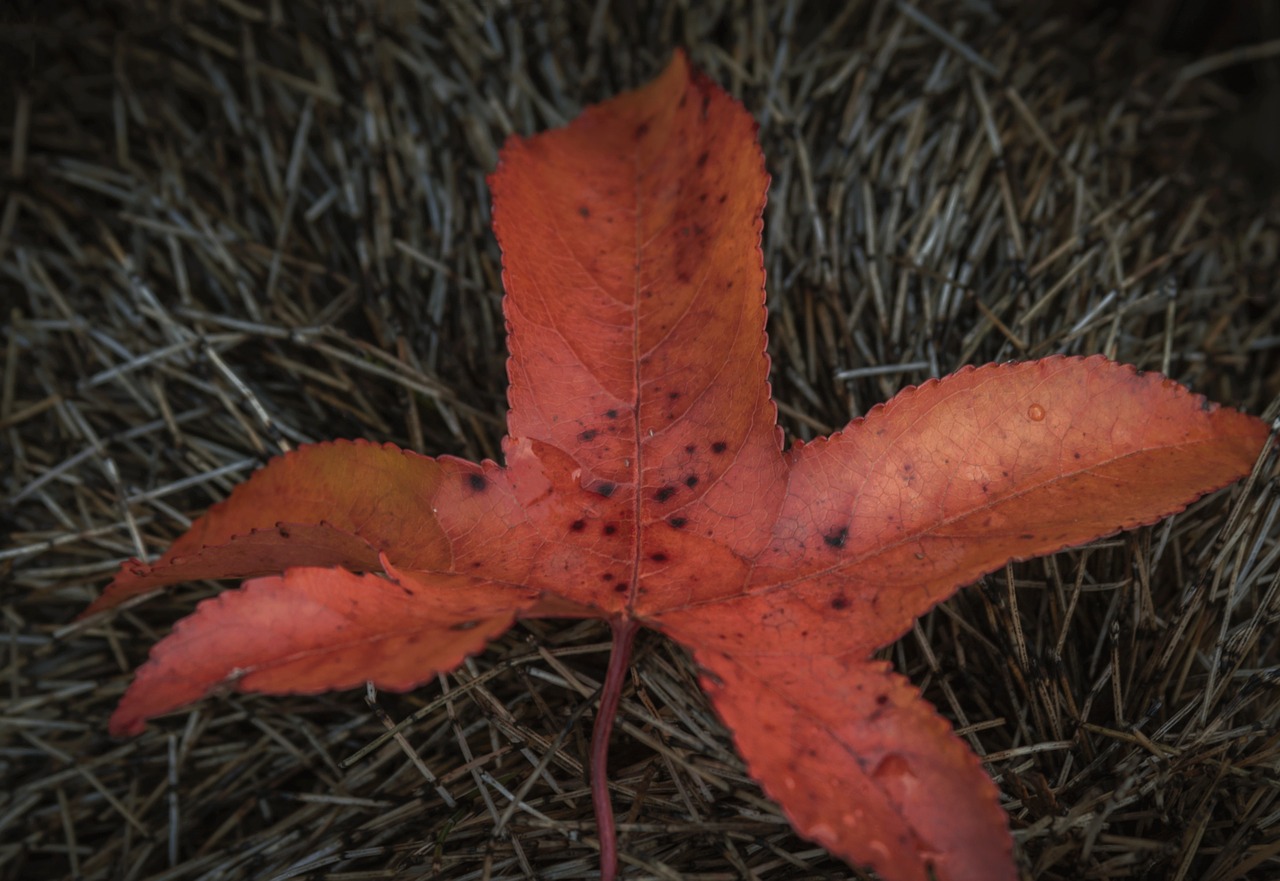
left=628, top=139, right=645, bottom=612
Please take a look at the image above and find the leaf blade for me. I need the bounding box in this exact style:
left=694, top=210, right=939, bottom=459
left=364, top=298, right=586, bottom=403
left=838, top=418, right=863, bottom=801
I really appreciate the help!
left=691, top=650, right=1016, bottom=881
left=658, top=356, right=1270, bottom=656
left=109, top=564, right=543, bottom=736
left=87, top=439, right=537, bottom=616
left=492, top=51, right=786, bottom=608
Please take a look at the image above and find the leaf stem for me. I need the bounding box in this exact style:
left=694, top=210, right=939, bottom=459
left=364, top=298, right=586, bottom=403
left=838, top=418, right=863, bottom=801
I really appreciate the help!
left=592, top=617, right=639, bottom=881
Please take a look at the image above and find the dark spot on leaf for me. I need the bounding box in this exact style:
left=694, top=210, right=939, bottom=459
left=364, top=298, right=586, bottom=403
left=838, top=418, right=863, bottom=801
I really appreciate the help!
left=696, top=150, right=709, bottom=167
left=451, top=620, right=479, bottom=632
left=601, top=572, right=614, bottom=581
left=603, top=523, right=618, bottom=536
left=278, top=527, right=291, bottom=539
left=578, top=205, right=590, bottom=218
left=824, top=527, right=849, bottom=549
left=614, top=583, right=628, bottom=593
left=684, top=475, right=699, bottom=488
left=655, top=485, right=677, bottom=502
left=1020, top=533, right=1035, bottom=540
left=467, top=473, right=488, bottom=492
left=875, top=694, right=889, bottom=706
left=1073, top=451, right=1082, bottom=459
left=669, top=516, right=688, bottom=529
left=605, top=409, right=619, bottom=419
left=718, top=193, right=727, bottom=204
left=579, top=428, right=599, bottom=441
left=685, top=444, right=697, bottom=453
left=902, top=462, right=913, bottom=472
left=634, top=121, right=649, bottom=139
left=570, top=519, right=586, bottom=532
left=711, top=441, right=728, bottom=454
left=471, top=561, right=483, bottom=568
left=830, top=595, right=850, bottom=611
left=594, top=482, right=616, bottom=498
left=650, top=552, right=668, bottom=563
left=668, top=391, right=681, bottom=400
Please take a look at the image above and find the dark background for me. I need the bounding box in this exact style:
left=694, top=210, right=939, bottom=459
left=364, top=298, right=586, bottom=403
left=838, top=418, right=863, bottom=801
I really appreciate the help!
left=2, top=2, right=1277, bottom=879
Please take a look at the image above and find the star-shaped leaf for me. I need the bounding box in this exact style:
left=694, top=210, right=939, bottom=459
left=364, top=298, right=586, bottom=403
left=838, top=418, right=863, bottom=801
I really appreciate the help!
left=87, top=51, right=1270, bottom=881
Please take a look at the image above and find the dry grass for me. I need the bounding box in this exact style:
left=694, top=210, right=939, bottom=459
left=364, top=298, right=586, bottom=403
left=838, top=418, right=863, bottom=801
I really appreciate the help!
left=3, top=1, right=1279, bottom=879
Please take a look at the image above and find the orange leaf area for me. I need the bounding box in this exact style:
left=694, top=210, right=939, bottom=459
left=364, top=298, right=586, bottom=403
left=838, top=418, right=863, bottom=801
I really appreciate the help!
left=87, top=51, right=1271, bottom=881
left=696, top=652, right=1010, bottom=881
left=653, top=357, right=1270, bottom=660
left=110, top=563, right=547, bottom=736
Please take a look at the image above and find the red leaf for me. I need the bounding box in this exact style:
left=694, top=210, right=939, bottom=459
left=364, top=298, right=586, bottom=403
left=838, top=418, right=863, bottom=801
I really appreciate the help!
left=88, top=50, right=1271, bottom=881
left=653, top=357, right=1270, bottom=660
left=86, top=439, right=539, bottom=613
left=695, top=652, right=1010, bottom=881
left=109, top=562, right=548, bottom=736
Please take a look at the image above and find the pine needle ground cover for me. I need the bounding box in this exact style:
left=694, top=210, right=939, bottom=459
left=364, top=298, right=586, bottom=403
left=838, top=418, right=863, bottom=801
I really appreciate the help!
left=3, top=3, right=1278, bottom=880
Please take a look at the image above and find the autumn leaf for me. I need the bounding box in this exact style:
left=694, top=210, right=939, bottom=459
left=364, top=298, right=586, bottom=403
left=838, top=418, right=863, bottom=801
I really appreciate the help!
left=85, top=51, right=1271, bottom=881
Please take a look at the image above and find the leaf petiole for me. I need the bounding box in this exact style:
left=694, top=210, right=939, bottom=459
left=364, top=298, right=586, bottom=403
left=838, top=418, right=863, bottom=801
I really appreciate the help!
left=592, top=616, right=640, bottom=881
